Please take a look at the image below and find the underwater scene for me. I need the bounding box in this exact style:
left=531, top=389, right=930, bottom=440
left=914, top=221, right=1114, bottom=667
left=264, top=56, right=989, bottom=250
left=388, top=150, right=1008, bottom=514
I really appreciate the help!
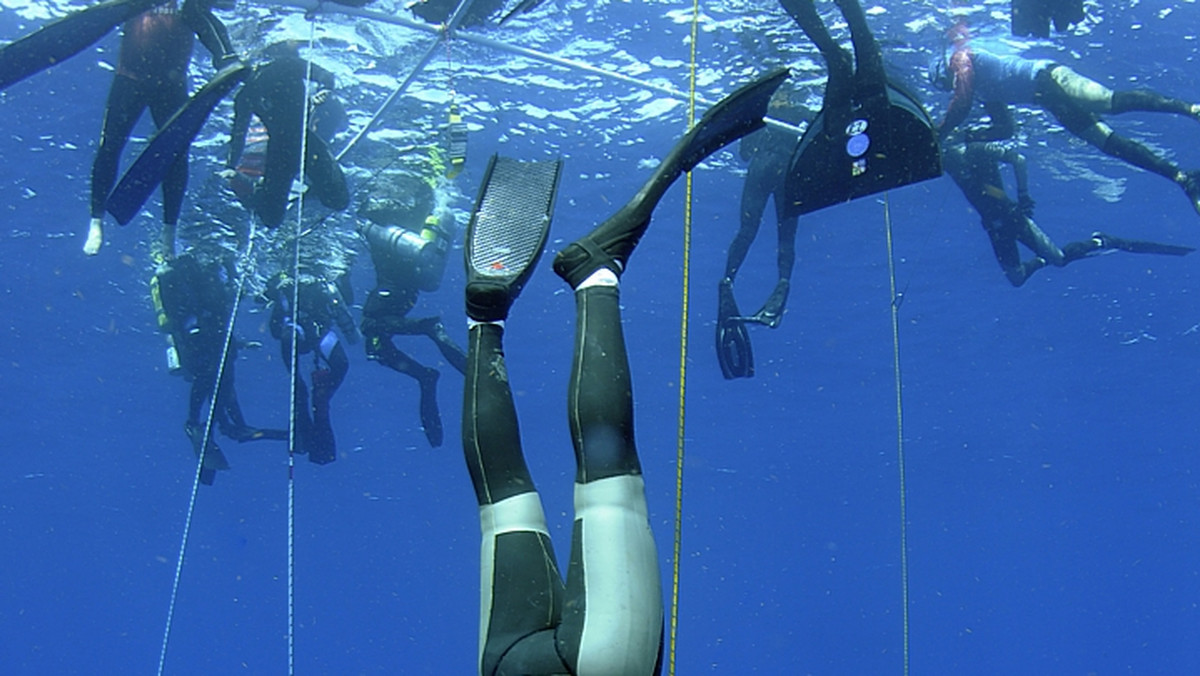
left=1, top=0, right=1198, bottom=673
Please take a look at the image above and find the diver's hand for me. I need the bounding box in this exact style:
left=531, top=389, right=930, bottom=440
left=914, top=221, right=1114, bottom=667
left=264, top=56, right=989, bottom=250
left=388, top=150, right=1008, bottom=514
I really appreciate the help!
left=310, top=88, right=331, bottom=107
left=218, top=168, right=238, bottom=180
left=1017, top=191, right=1036, bottom=217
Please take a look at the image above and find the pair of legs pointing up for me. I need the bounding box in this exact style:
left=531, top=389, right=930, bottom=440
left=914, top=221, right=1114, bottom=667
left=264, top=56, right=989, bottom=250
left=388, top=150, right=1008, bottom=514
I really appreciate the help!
left=461, top=71, right=787, bottom=674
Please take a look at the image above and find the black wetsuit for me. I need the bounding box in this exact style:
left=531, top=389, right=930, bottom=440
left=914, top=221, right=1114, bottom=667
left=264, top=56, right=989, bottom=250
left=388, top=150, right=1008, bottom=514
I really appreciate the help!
left=265, top=272, right=355, bottom=464
left=360, top=217, right=466, bottom=448
left=228, top=57, right=349, bottom=228
left=153, top=253, right=285, bottom=483
left=90, top=1, right=233, bottom=228
left=464, top=285, right=663, bottom=675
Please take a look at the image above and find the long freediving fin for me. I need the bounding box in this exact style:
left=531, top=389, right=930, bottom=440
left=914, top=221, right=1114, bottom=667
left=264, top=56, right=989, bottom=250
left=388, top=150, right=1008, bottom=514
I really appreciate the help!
left=106, top=62, right=250, bottom=225
left=551, top=68, right=791, bottom=291
left=0, top=0, right=162, bottom=91
left=1096, top=233, right=1195, bottom=257
left=464, top=153, right=563, bottom=321
left=716, top=279, right=754, bottom=380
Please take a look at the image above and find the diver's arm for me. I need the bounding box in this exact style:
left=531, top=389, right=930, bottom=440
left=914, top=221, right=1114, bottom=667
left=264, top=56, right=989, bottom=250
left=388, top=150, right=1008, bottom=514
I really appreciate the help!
left=988, top=141, right=1034, bottom=213
left=967, top=100, right=1015, bottom=142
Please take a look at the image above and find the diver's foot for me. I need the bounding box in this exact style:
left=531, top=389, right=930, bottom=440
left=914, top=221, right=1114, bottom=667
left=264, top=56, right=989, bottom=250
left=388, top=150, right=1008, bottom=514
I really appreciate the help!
left=466, top=280, right=521, bottom=322
left=750, top=279, right=790, bottom=329
left=83, top=218, right=103, bottom=255
left=184, top=421, right=231, bottom=471
left=552, top=207, right=649, bottom=289
left=418, top=370, right=444, bottom=448
left=1179, top=170, right=1200, bottom=216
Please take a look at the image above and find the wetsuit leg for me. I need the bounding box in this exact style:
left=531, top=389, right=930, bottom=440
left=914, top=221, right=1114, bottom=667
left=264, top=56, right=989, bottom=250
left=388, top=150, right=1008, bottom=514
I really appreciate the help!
left=987, top=221, right=1039, bottom=287
left=833, top=0, right=885, bottom=88
left=91, top=75, right=148, bottom=218
left=1111, top=89, right=1195, bottom=116
left=365, top=324, right=447, bottom=447
left=464, top=322, right=569, bottom=675
left=308, top=334, right=347, bottom=463
left=548, top=285, right=663, bottom=674
left=772, top=184, right=799, bottom=283
left=1016, top=217, right=1066, bottom=267
left=724, top=157, right=772, bottom=280
left=181, top=0, right=235, bottom=67
left=257, top=122, right=301, bottom=228
left=304, top=131, right=350, bottom=211
left=423, top=318, right=468, bottom=375
left=1039, top=74, right=1182, bottom=180
left=148, top=76, right=190, bottom=229
left=778, top=0, right=854, bottom=108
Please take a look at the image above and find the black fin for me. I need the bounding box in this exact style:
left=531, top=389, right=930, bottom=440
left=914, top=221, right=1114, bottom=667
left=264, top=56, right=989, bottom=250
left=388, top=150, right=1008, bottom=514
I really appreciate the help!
left=1095, top=232, right=1195, bottom=257
left=106, top=63, right=249, bottom=225
left=716, top=280, right=754, bottom=380
left=785, top=81, right=942, bottom=216
left=0, top=0, right=161, bottom=91
left=464, top=154, right=563, bottom=321
left=552, top=69, right=791, bottom=289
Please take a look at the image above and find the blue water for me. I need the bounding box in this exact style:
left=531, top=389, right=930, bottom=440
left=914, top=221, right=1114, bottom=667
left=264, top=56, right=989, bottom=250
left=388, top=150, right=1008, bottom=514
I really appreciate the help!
left=2, top=1, right=1199, bottom=673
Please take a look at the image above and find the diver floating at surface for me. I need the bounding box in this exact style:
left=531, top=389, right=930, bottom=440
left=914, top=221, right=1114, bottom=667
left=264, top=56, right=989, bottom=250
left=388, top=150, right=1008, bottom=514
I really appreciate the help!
left=929, top=37, right=1200, bottom=219
left=223, top=41, right=350, bottom=229
left=942, top=136, right=1194, bottom=287
left=26, top=0, right=238, bottom=256
left=0, top=0, right=235, bottom=93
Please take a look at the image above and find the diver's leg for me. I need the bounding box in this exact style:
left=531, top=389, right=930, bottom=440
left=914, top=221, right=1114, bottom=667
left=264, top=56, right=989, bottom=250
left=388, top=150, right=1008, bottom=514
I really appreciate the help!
left=988, top=223, right=1042, bottom=287
left=303, top=132, right=350, bottom=212
left=257, top=125, right=299, bottom=228
left=150, top=77, right=190, bottom=257
left=754, top=205, right=798, bottom=327
left=366, top=329, right=446, bottom=447
left=724, top=160, right=771, bottom=282
left=308, top=334, right=347, bottom=464
left=778, top=0, right=854, bottom=105
left=86, top=76, right=144, bottom=254
left=1016, top=217, right=1066, bottom=266
left=833, top=0, right=886, bottom=87
left=463, top=320, right=568, bottom=675
left=417, top=316, right=468, bottom=375
left=552, top=274, right=662, bottom=674
left=181, top=0, right=236, bottom=68
left=1112, top=89, right=1198, bottom=118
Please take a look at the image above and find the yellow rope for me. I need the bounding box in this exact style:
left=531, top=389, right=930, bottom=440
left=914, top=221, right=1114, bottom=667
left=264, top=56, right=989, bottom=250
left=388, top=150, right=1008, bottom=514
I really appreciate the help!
left=883, top=192, right=911, bottom=675
left=668, top=1, right=701, bottom=673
